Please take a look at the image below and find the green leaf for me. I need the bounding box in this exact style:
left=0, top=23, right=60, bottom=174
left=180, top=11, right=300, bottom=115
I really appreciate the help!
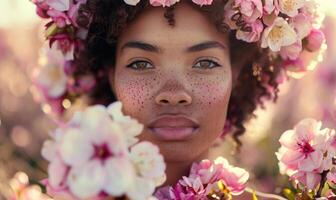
left=45, top=23, right=59, bottom=38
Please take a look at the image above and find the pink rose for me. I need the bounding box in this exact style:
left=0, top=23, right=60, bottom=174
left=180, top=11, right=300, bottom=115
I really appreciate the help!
left=306, top=28, right=325, bottom=52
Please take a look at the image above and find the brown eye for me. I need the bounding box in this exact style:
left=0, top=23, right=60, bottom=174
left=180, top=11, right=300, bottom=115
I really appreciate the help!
left=194, top=59, right=221, bottom=69
left=126, top=60, right=154, bottom=70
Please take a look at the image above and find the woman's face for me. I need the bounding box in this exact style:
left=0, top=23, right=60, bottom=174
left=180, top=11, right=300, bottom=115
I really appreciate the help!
left=110, top=2, right=232, bottom=162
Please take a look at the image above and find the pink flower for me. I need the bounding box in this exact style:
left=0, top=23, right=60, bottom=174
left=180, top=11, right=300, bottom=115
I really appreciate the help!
left=214, top=157, right=249, bottom=195
left=291, top=171, right=321, bottom=190
left=234, top=0, right=263, bottom=22
left=47, top=9, right=72, bottom=28
left=192, top=0, right=213, bottom=6
left=168, top=157, right=249, bottom=199
left=306, top=29, right=325, bottom=52
left=170, top=177, right=206, bottom=199
left=280, top=40, right=302, bottom=60
left=276, top=118, right=329, bottom=173
left=46, top=0, right=70, bottom=12
left=236, top=19, right=263, bottom=42
left=67, top=0, right=88, bottom=27
left=290, top=13, right=313, bottom=40
left=149, top=0, right=180, bottom=7
left=49, top=34, right=75, bottom=59
left=327, top=171, right=336, bottom=184
left=34, top=2, right=50, bottom=18
left=281, top=58, right=307, bottom=78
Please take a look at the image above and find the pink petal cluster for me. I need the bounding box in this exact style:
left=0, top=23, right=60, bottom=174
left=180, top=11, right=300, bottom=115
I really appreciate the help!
left=276, top=118, right=336, bottom=190
left=33, top=0, right=88, bottom=57
left=41, top=101, right=165, bottom=200
left=157, top=157, right=249, bottom=199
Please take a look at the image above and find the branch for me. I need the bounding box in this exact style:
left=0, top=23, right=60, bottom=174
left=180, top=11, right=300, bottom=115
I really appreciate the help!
left=316, top=170, right=330, bottom=198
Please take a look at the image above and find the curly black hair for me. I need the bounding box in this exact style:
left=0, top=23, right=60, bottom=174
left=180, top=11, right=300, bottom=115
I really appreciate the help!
left=73, top=0, right=280, bottom=150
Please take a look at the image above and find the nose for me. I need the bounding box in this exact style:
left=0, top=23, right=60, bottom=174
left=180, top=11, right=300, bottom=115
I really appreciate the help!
left=155, top=89, right=192, bottom=106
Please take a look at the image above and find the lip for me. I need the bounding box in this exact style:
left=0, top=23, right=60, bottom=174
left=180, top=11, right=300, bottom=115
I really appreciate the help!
left=147, top=115, right=199, bottom=141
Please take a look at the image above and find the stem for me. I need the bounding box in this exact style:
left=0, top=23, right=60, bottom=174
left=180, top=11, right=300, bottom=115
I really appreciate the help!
left=316, top=170, right=329, bottom=198
left=245, top=187, right=287, bottom=200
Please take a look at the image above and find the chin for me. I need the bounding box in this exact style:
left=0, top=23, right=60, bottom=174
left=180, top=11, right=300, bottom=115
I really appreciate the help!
left=156, top=140, right=207, bottom=162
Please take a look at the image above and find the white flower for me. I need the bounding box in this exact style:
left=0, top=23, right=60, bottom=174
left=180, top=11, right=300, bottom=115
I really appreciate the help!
left=123, top=0, right=141, bottom=5
left=261, top=17, right=297, bottom=52
left=104, top=157, right=136, bottom=196
left=108, top=101, right=144, bottom=146
left=35, top=46, right=67, bottom=98
left=67, top=160, right=106, bottom=199
left=278, top=0, right=305, bottom=17
left=127, top=177, right=156, bottom=200
left=46, top=0, right=70, bottom=11
left=41, top=102, right=164, bottom=199
left=130, top=141, right=166, bottom=185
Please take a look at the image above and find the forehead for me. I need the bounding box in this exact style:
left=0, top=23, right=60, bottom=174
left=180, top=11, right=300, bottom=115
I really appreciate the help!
left=117, top=2, right=229, bottom=50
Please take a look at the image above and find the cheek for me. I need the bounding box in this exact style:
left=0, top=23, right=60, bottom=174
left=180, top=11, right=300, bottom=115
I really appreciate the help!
left=188, top=73, right=232, bottom=111
left=113, top=72, right=161, bottom=117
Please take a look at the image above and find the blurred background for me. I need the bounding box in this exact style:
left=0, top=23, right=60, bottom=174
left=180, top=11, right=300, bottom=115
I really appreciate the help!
left=0, top=0, right=335, bottom=199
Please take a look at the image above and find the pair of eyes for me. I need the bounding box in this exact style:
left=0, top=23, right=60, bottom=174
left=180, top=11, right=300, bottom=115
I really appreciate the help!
left=126, top=58, right=222, bottom=70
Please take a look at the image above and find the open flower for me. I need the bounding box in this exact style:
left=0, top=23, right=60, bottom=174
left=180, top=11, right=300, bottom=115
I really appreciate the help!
left=276, top=118, right=329, bottom=173
left=280, top=40, right=302, bottom=60
left=165, top=157, right=249, bottom=199
left=42, top=102, right=165, bottom=200
left=276, top=118, right=336, bottom=190
left=278, top=0, right=305, bottom=17
left=261, top=17, right=297, bottom=52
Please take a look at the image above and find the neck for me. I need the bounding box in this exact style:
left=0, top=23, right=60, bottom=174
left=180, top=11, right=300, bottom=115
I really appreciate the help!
left=163, top=149, right=210, bottom=186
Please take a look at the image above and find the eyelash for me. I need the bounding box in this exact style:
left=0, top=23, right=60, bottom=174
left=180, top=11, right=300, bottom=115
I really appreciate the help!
left=126, top=58, right=221, bottom=70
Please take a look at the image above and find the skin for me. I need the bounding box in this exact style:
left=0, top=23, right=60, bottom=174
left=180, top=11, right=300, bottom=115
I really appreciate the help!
left=110, top=2, right=234, bottom=186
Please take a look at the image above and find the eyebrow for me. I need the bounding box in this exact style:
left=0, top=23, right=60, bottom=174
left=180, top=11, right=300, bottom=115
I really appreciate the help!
left=120, top=40, right=226, bottom=53
left=186, top=41, right=227, bottom=52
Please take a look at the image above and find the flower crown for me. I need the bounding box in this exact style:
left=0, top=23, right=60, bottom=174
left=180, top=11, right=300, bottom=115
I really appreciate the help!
left=31, top=0, right=327, bottom=117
